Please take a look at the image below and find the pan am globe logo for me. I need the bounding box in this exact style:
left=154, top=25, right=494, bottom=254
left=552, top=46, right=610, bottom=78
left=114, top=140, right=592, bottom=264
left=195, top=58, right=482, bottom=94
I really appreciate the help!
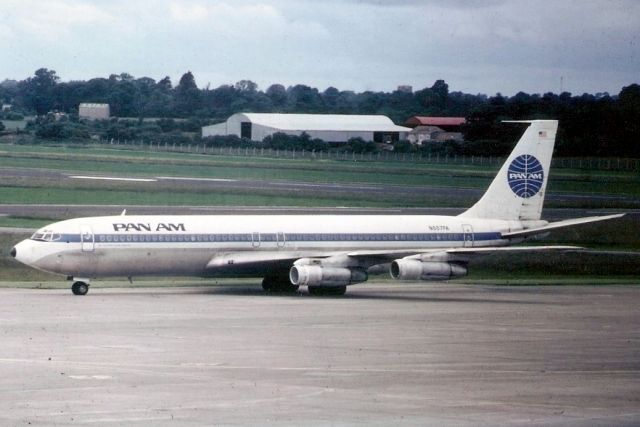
left=507, top=155, right=544, bottom=198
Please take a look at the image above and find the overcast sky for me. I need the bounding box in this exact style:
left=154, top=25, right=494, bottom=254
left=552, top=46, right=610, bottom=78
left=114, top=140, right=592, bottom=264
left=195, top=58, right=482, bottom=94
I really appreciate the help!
left=1, top=0, right=638, bottom=95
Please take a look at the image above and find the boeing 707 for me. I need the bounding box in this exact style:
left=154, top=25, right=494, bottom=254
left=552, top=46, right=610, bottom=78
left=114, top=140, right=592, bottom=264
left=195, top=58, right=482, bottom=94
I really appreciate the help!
left=10, top=120, right=624, bottom=295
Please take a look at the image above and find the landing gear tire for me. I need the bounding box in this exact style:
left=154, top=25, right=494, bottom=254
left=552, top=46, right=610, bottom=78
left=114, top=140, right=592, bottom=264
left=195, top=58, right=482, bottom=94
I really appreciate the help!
left=308, top=286, right=347, bottom=296
left=71, top=281, right=89, bottom=296
left=262, top=276, right=299, bottom=293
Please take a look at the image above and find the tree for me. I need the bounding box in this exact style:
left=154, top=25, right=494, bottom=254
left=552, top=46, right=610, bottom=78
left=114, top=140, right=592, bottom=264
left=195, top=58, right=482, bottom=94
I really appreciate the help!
left=430, top=79, right=449, bottom=109
left=617, top=84, right=640, bottom=156
left=173, top=71, right=202, bottom=117
left=157, top=76, right=172, bottom=92
left=288, top=85, right=323, bottom=113
left=347, top=137, right=377, bottom=153
left=177, top=71, right=197, bottom=91
left=18, top=68, right=60, bottom=114
left=108, top=80, right=138, bottom=117
left=235, top=80, right=258, bottom=93
left=0, top=79, right=19, bottom=104
left=266, top=84, right=287, bottom=110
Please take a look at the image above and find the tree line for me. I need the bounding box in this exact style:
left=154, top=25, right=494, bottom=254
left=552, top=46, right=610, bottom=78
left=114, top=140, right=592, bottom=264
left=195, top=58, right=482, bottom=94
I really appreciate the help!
left=1, top=68, right=639, bottom=157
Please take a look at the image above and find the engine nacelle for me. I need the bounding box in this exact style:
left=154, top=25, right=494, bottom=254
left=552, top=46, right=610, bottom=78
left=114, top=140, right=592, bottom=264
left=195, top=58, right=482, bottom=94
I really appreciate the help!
left=390, top=259, right=467, bottom=281
left=290, top=265, right=368, bottom=287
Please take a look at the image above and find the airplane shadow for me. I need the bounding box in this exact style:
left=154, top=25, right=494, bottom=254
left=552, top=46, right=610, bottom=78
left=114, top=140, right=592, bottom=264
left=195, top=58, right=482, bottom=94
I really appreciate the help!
left=177, top=285, right=549, bottom=304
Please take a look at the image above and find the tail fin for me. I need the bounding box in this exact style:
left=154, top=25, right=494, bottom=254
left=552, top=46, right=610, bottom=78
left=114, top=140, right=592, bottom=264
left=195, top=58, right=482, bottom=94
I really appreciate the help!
left=459, top=120, right=558, bottom=221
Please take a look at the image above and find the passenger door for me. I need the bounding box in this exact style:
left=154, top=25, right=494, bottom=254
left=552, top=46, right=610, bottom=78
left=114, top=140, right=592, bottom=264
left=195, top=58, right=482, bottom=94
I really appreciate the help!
left=252, top=232, right=261, bottom=248
left=462, top=224, right=474, bottom=248
left=80, top=225, right=95, bottom=252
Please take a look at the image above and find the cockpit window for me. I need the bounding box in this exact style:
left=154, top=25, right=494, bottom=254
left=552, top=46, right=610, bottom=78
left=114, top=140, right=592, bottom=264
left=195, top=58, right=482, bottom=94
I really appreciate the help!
left=30, top=230, right=61, bottom=242
left=31, top=231, right=47, bottom=241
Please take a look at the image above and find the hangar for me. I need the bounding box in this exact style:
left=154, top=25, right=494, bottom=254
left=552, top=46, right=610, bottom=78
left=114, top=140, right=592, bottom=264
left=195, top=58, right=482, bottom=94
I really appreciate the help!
left=202, top=113, right=411, bottom=143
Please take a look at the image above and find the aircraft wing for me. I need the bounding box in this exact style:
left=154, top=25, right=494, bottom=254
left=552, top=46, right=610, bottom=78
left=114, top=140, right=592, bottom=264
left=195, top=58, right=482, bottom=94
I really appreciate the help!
left=501, top=213, right=625, bottom=239
left=347, top=245, right=582, bottom=261
left=205, top=245, right=585, bottom=273
left=204, top=250, right=346, bottom=274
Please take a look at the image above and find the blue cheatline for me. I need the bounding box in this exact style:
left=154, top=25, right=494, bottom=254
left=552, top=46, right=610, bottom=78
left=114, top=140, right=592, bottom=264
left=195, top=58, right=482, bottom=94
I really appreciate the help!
left=37, top=232, right=503, bottom=244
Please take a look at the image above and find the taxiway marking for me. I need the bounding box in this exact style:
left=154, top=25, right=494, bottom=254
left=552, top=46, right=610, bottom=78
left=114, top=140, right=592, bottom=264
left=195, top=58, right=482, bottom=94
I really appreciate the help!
left=70, top=175, right=157, bottom=182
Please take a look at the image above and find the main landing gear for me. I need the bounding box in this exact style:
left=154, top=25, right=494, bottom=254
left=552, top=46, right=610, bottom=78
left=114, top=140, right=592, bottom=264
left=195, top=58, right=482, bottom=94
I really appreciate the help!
left=308, top=286, right=347, bottom=296
left=261, top=276, right=347, bottom=296
left=70, top=279, right=90, bottom=296
left=261, top=276, right=299, bottom=293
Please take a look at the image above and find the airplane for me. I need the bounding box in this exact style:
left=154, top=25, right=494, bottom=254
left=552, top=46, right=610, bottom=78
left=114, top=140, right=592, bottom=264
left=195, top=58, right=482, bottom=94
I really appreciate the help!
left=10, top=120, right=624, bottom=296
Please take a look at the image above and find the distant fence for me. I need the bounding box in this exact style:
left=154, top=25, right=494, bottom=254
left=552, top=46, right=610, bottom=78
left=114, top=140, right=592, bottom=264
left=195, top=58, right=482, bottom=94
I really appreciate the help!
left=96, top=139, right=640, bottom=171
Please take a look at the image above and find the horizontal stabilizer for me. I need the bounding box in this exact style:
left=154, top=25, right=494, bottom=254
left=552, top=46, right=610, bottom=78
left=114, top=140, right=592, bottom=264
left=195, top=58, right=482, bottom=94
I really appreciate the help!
left=501, top=213, right=625, bottom=239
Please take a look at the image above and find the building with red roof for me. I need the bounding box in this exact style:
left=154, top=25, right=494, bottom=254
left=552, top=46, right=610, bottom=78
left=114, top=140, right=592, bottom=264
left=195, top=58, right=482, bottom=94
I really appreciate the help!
left=404, top=116, right=466, bottom=129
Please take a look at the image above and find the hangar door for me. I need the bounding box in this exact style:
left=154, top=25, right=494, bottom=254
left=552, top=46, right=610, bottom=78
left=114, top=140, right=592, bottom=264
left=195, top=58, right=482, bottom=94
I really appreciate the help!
left=241, top=122, right=252, bottom=139
left=373, top=132, right=400, bottom=143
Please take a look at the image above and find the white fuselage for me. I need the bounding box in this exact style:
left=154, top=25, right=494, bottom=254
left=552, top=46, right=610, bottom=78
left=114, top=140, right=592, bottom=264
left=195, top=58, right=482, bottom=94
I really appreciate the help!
left=12, top=214, right=522, bottom=279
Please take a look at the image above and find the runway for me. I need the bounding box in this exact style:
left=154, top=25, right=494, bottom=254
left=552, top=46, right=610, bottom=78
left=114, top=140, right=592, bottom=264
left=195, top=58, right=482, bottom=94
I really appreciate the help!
left=1, top=283, right=638, bottom=426
left=1, top=166, right=637, bottom=209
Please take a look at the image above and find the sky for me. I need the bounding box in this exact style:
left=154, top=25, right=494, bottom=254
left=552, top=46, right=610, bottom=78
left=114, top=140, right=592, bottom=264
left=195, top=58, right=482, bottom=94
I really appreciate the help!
left=1, top=0, right=639, bottom=96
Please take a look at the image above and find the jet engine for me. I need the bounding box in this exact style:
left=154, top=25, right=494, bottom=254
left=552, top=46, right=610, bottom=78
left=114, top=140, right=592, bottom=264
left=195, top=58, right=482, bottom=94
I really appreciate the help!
left=390, top=259, right=467, bottom=281
left=290, top=265, right=368, bottom=287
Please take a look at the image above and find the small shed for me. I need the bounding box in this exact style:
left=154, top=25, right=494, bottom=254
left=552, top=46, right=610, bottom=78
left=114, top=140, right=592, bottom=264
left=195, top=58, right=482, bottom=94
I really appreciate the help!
left=79, top=103, right=110, bottom=120
left=408, top=126, right=463, bottom=145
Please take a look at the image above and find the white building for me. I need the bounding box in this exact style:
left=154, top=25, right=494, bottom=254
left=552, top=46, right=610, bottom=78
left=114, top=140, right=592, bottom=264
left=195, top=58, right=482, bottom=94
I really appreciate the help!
left=79, top=103, right=110, bottom=120
left=202, top=113, right=411, bottom=143
left=407, top=126, right=464, bottom=145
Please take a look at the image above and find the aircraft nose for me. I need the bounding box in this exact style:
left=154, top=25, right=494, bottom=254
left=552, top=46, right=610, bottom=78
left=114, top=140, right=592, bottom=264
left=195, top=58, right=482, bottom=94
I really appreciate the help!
left=10, top=247, right=16, bottom=258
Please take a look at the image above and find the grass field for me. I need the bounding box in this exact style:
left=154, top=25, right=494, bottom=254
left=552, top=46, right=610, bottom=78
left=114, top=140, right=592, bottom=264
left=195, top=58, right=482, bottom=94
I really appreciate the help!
left=0, top=140, right=638, bottom=285
left=0, top=142, right=639, bottom=210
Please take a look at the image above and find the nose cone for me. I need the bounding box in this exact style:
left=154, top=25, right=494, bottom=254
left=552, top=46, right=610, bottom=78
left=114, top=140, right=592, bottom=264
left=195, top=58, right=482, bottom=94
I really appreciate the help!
left=11, top=240, right=34, bottom=266
left=12, top=239, right=61, bottom=274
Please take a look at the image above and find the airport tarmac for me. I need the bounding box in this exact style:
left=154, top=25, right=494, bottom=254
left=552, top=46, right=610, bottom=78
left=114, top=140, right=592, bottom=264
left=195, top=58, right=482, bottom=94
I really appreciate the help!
left=1, top=283, right=639, bottom=426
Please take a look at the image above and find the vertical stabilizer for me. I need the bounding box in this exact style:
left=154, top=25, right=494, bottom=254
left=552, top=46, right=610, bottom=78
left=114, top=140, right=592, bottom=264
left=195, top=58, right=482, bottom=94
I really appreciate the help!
left=459, top=120, right=558, bottom=221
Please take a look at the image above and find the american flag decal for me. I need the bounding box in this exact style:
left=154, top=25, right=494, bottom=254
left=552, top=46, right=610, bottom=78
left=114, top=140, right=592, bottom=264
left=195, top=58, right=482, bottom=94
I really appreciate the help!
left=538, top=131, right=547, bottom=137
